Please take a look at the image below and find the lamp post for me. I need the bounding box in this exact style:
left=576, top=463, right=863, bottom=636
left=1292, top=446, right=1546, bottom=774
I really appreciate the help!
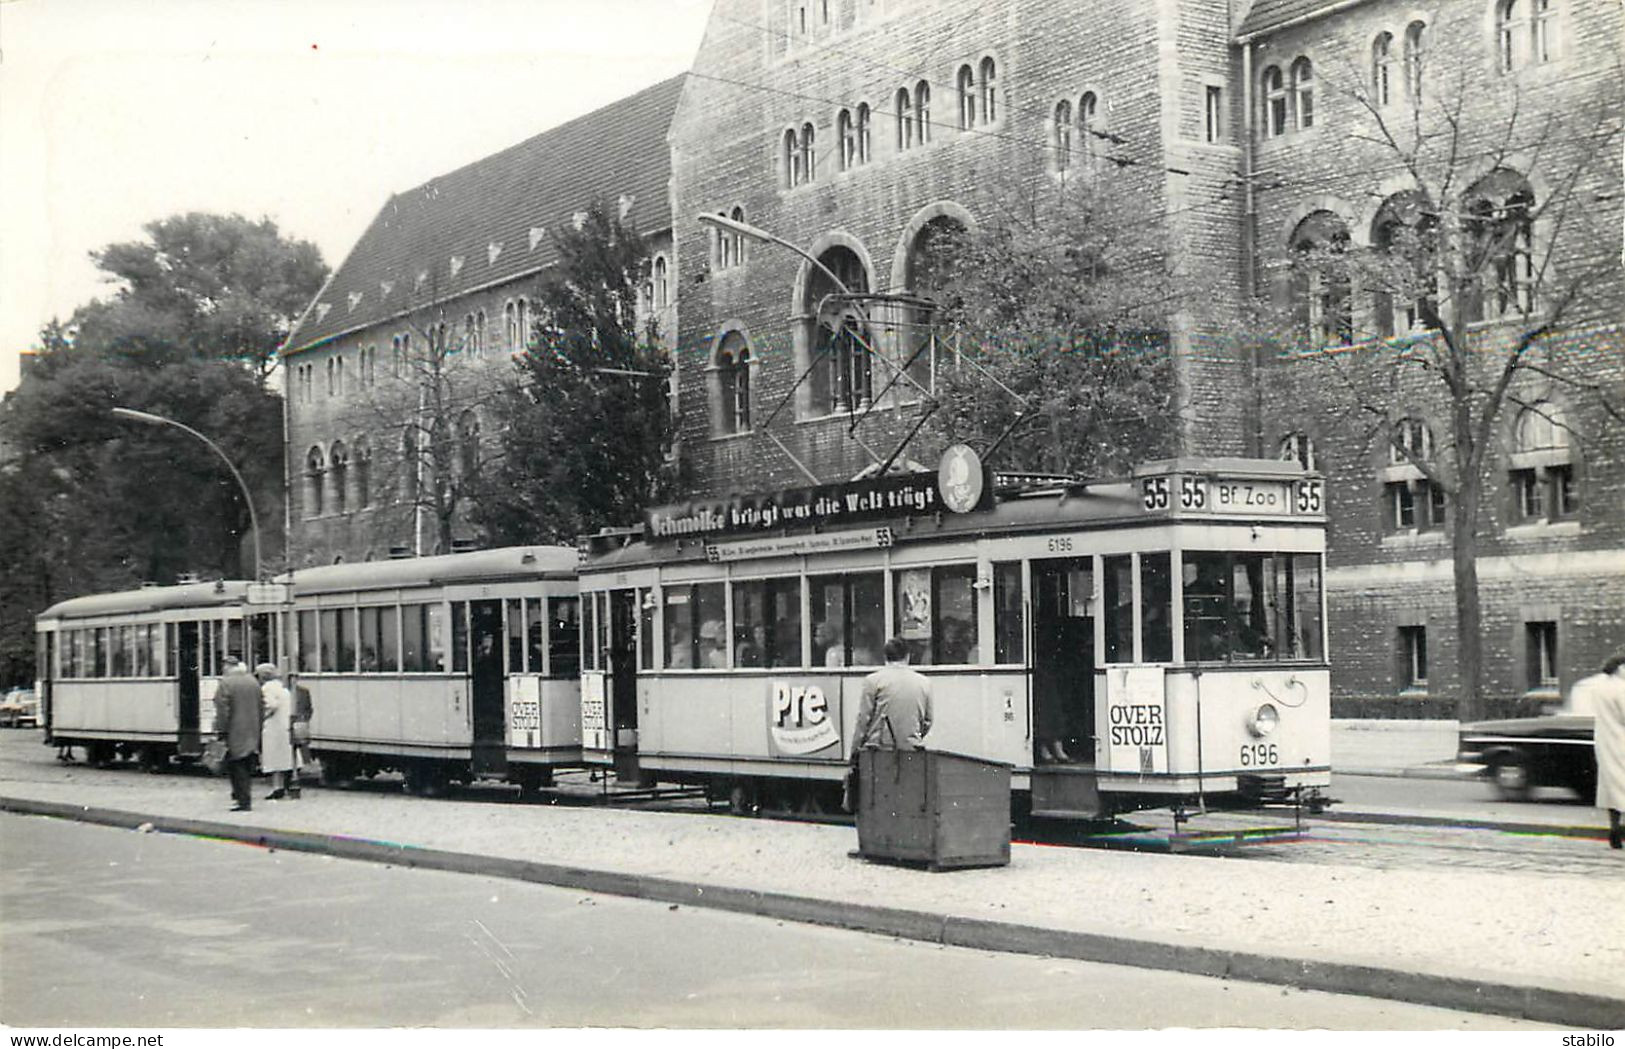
left=111, top=407, right=264, bottom=581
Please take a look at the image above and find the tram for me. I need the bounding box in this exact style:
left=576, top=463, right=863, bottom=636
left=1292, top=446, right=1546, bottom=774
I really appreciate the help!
left=34, top=580, right=279, bottom=768
left=577, top=455, right=1330, bottom=818
left=279, top=546, right=582, bottom=795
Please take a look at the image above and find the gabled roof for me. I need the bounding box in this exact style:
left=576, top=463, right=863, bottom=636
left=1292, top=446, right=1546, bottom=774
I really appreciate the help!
left=286, top=74, right=685, bottom=353
left=1236, top=0, right=1373, bottom=39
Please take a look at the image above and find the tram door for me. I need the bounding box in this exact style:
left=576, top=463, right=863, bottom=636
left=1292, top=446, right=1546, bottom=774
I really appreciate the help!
left=468, top=600, right=507, bottom=777
left=1031, top=559, right=1095, bottom=766
left=176, top=621, right=202, bottom=754
left=607, top=590, right=639, bottom=773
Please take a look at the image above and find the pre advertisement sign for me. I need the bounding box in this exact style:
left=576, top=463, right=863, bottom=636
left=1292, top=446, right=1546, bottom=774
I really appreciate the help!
left=768, top=678, right=842, bottom=757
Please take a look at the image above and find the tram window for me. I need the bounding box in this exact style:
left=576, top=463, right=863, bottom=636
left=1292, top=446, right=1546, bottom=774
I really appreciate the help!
left=134, top=625, right=150, bottom=677
left=378, top=605, right=400, bottom=672
left=1182, top=552, right=1324, bottom=662
left=401, top=604, right=426, bottom=672
left=993, top=562, right=1025, bottom=664
left=227, top=620, right=245, bottom=666
left=582, top=596, right=598, bottom=671
left=296, top=611, right=317, bottom=672
left=1141, top=553, right=1173, bottom=663
left=1102, top=555, right=1134, bottom=663
left=810, top=577, right=847, bottom=667
left=895, top=564, right=978, bottom=665
left=110, top=626, right=128, bottom=677
left=664, top=588, right=692, bottom=668
left=732, top=578, right=800, bottom=668
left=695, top=583, right=726, bottom=669
left=451, top=602, right=468, bottom=673
left=506, top=598, right=525, bottom=672
left=358, top=607, right=380, bottom=671
left=96, top=627, right=110, bottom=678
left=339, top=608, right=358, bottom=671
left=594, top=592, right=610, bottom=670
left=526, top=600, right=546, bottom=674
left=426, top=604, right=447, bottom=672
left=551, top=597, right=581, bottom=678
left=638, top=590, right=654, bottom=671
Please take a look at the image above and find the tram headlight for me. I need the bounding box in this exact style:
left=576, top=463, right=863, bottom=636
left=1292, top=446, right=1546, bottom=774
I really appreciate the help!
left=1247, top=702, right=1280, bottom=738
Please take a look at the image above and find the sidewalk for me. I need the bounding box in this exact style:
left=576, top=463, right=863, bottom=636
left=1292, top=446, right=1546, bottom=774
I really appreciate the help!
left=2, top=764, right=1622, bottom=1029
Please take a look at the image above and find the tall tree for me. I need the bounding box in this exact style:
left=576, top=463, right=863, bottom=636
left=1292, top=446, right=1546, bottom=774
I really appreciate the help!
left=1258, top=18, right=1623, bottom=721
left=474, top=203, right=676, bottom=545
left=71, top=212, right=327, bottom=383
left=917, top=174, right=1189, bottom=479
left=0, top=212, right=327, bottom=685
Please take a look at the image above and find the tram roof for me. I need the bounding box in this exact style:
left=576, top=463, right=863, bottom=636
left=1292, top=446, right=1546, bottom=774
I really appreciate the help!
left=582, top=456, right=1321, bottom=573
left=275, top=546, right=578, bottom=594
left=39, top=580, right=254, bottom=622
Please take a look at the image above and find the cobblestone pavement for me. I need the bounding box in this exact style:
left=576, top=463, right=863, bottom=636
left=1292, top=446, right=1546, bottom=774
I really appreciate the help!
left=4, top=730, right=1617, bottom=879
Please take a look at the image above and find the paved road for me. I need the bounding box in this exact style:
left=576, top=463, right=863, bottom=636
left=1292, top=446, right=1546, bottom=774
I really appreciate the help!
left=1331, top=772, right=1595, bottom=820
left=0, top=813, right=1558, bottom=1030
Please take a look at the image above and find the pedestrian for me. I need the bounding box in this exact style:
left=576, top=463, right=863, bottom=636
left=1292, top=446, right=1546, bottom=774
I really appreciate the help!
left=844, top=636, right=933, bottom=812
left=214, top=657, right=264, bottom=812
left=288, top=671, right=314, bottom=790
left=1589, top=654, right=1625, bottom=850
left=255, top=663, right=295, bottom=801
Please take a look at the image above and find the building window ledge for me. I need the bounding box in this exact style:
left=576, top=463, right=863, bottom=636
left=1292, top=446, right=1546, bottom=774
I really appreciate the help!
left=1397, top=686, right=1430, bottom=699
left=1505, top=519, right=1582, bottom=538
left=1381, top=529, right=1446, bottom=548
left=709, top=429, right=754, bottom=443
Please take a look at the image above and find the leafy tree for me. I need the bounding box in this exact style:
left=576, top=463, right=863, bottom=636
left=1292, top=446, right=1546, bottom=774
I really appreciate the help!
left=70, top=212, right=327, bottom=383
left=0, top=211, right=326, bottom=685
left=917, top=174, right=1188, bottom=478
left=1257, top=20, right=1623, bottom=721
left=474, top=202, right=676, bottom=544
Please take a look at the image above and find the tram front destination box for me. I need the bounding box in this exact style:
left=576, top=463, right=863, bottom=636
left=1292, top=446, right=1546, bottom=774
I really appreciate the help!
left=855, top=749, right=1012, bottom=870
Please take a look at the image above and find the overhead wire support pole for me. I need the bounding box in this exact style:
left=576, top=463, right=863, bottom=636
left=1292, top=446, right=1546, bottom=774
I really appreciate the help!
left=111, top=407, right=264, bottom=581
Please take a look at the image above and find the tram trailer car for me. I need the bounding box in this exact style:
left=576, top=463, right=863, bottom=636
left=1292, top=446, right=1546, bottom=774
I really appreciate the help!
left=578, top=455, right=1331, bottom=820
left=35, top=581, right=279, bottom=768
left=281, top=546, right=582, bottom=796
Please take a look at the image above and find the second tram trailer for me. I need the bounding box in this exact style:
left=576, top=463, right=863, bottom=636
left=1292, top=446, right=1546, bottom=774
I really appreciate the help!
left=281, top=546, right=582, bottom=796
left=577, top=455, right=1331, bottom=819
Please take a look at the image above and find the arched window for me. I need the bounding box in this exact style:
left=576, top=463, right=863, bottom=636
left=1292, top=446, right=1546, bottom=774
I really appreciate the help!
left=1078, top=92, right=1099, bottom=165
left=504, top=302, right=518, bottom=349
left=1372, top=32, right=1393, bottom=106
left=806, top=246, right=872, bottom=415
left=1263, top=66, right=1287, bottom=137
left=330, top=440, right=350, bottom=515
left=355, top=441, right=372, bottom=509
left=800, top=123, right=816, bottom=184
left=978, top=56, right=998, bottom=125
left=904, top=215, right=967, bottom=398
left=838, top=108, right=855, bottom=171
left=1371, top=191, right=1439, bottom=335
left=1053, top=99, right=1073, bottom=171
left=1510, top=401, right=1577, bottom=522
left=1290, top=58, right=1315, bottom=129
left=1533, top=0, right=1555, bottom=63
left=1278, top=433, right=1318, bottom=472
left=729, top=206, right=747, bottom=265
left=463, top=314, right=476, bottom=357
left=400, top=427, right=419, bottom=503
left=1404, top=21, right=1427, bottom=100
left=1499, top=0, right=1525, bottom=71
left=957, top=64, right=976, bottom=130
left=784, top=128, right=801, bottom=187
left=653, top=255, right=670, bottom=306
left=1464, top=170, right=1536, bottom=321
left=855, top=102, right=871, bottom=164
left=475, top=311, right=487, bottom=357
left=914, top=80, right=931, bottom=144
left=458, top=410, right=480, bottom=481
left=1288, top=211, right=1352, bottom=346
left=896, top=88, right=914, bottom=151
left=305, top=446, right=325, bottom=518
left=716, top=332, right=752, bottom=435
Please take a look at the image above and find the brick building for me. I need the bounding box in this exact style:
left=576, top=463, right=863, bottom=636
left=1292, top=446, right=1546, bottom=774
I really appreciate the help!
left=280, top=76, right=684, bottom=566
left=282, top=1, right=1622, bottom=713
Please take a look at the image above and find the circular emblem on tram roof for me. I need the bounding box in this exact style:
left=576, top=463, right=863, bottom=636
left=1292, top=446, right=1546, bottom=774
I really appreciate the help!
left=938, top=444, right=984, bottom=514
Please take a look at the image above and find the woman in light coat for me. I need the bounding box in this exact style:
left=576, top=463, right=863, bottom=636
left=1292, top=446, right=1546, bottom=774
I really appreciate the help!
left=255, top=663, right=295, bottom=801
left=1591, top=656, right=1625, bottom=850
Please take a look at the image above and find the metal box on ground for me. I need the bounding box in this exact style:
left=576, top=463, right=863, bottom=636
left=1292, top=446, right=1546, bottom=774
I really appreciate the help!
left=855, top=748, right=1011, bottom=870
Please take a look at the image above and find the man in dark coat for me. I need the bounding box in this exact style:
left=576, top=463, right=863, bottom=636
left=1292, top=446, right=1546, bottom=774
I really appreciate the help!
left=214, top=657, right=264, bottom=811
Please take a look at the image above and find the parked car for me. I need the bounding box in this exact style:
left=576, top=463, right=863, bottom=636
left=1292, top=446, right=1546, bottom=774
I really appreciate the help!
left=0, top=688, right=39, bottom=729
left=1457, top=714, right=1595, bottom=801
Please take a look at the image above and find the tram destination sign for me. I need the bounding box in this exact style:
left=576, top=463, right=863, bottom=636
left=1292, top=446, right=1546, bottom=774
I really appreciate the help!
left=1138, top=473, right=1324, bottom=518
left=644, top=468, right=992, bottom=542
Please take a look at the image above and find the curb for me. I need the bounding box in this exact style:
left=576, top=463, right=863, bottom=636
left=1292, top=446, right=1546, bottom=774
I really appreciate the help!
left=4, top=795, right=1622, bottom=1028
left=1316, top=807, right=1608, bottom=840
left=1334, top=765, right=1468, bottom=781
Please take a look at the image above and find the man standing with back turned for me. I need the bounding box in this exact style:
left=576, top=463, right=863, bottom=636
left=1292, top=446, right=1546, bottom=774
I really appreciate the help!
left=851, top=637, right=934, bottom=758
left=215, top=657, right=264, bottom=812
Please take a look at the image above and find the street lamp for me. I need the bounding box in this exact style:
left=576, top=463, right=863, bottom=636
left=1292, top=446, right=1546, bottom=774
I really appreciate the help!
left=111, top=407, right=264, bottom=581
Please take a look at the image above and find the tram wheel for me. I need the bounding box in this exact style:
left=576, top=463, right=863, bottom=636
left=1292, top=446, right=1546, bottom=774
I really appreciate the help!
left=136, top=746, right=167, bottom=773
left=728, top=781, right=759, bottom=817
left=317, top=756, right=352, bottom=788
left=1491, top=752, right=1532, bottom=802
left=87, top=742, right=116, bottom=768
